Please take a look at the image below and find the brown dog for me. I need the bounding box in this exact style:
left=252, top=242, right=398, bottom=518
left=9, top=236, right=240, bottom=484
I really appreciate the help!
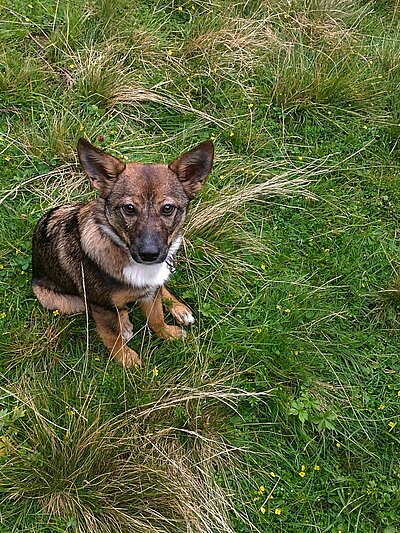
left=31, top=138, right=214, bottom=367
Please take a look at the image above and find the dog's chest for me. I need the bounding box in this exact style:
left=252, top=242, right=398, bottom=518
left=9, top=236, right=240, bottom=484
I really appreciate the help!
left=122, top=261, right=171, bottom=289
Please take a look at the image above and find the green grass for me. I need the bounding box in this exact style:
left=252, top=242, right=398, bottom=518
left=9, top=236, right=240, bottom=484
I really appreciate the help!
left=1, top=0, right=400, bottom=531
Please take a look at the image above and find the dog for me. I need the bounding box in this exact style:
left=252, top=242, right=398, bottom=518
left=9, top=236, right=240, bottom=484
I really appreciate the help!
left=31, top=138, right=214, bottom=367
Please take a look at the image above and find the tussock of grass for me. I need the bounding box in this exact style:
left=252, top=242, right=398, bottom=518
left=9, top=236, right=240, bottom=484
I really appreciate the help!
left=71, top=44, right=137, bottom=108
left=1, top=378, right=269, bottom=533
left=184, top=16, right=275, bottom=73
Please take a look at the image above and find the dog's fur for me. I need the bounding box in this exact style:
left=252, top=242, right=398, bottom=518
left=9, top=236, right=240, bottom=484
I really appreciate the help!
left=31, top=138, right=214, bottom=367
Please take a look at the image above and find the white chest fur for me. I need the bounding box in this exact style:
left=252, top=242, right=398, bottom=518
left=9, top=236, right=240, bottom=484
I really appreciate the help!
left=122, top=261, right=172, bottom=288
left=122, top=235, right=182, bottom=289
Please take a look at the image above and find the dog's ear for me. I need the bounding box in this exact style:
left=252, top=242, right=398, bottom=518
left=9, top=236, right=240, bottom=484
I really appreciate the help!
left=77, top=138, right=126, bottom=197
left=169, top=141, right=214, bottom=199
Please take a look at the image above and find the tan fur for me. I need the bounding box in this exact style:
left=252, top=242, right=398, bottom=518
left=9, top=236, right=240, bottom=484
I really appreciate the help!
left=161, top=287, right=194, bottom=325
left=91, top=305, right=141, bottom=368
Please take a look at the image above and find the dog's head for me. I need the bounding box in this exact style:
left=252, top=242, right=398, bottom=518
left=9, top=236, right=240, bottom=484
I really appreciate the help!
left=78, top=138, right=214, bottom=264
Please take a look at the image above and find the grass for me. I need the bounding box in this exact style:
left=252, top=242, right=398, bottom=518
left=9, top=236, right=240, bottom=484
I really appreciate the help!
left=1, top=0, right=400, bottom=531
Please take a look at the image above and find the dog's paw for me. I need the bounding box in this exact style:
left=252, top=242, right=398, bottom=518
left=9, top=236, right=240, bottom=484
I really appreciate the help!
left=157, top=324, right=186, bottom=340
left=170, top=305, right=195, bottom=326
left=121, top=323, right=134, bottom=342
left=112, top=346, right=142, bottom=369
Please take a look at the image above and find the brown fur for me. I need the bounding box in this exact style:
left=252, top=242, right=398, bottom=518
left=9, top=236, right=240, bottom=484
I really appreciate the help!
left=32, top=139, right=213, bottom=368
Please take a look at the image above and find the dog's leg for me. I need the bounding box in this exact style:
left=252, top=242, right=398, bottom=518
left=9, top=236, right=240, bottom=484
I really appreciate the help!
left=161, top=286, right=195, bottom=326
left=90, top=305, right=141, bottom=368
left=32, top=283, right=85, bottom=314
left=140, top=289, right=185, bottom=340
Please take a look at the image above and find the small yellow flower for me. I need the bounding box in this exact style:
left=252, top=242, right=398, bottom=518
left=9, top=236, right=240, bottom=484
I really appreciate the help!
left=293, top=350, right=299, bottom=356
left=248, top=103, right=254, bottom=109
left=4, top=156, right=10, bottom=161
left=327, top=110, right=332, bottom=115
left=178, top=5, right=183, bottom=10
left=259, top=485, right=265, bottom=493
left=260, top=506, right=266, bottom=514
left=167, top=49, right=173, bottom=56
left=397, top=390, right=400, bottom=397
left=314, top=465, right=320, bottom=471
left=0, top=264, right=4, bottom=270
left=28, top=3, right=33, bottom=7
left=389, top=421, right=396, bottom=429
left=269, top=471, right=276, bottom=477
left=123, top=155, right=129, bottom=160
left=299, top=471, right=306, bottom=478
left=229, top=131, right=234, bottom=137
left=363, top=125, right=368, bottom=129
left=378, top=403, right=385, bottom=410
left=79, top=124, right=84, bottom=131
left=152, top=367, right=159, bottom=377
left=276, top=304, right=281, bottom=310
left=53, top=310, right=60, bottom=316
left=284, top=308, right=291, bottom=314
left=253, top=496, right=260, bottom=502
left=69, top=63, right=75, bottom=69
left=39, top=113, right=45, bottom=118
left=336, top=442, right=341, bottom=448
left=274, top=508, right=282, bottom=515
left=219, top=175, right=225, bottom=180
left=0, top=312, right=6, bottom=319
left=25, top=17, right=30, bottom=22
left=256, top=328, right=262, bottom=334
left=301, top=464, right=305, bottom=471
left=298, top=156, right=303, bottom=161
left=94, top=357, right=100, bottom=361
left=210, top=133, right=216, bottom=141
left=260, top=263, right=266, bottom=270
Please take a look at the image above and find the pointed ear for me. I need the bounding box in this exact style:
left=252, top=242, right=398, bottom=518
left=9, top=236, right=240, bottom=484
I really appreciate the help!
left=168, top=141, right=214, bottom=199
left=77, top=138, right=126, bottom=198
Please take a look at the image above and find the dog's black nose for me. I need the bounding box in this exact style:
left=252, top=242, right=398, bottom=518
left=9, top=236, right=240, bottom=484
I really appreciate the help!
left=137, top=246, right=160, bottom=263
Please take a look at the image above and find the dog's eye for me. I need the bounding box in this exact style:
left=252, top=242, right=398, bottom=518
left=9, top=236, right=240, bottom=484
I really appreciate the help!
left=161, top=204, right=175, bottom=216
left=122, top=204, right=136, bottom=216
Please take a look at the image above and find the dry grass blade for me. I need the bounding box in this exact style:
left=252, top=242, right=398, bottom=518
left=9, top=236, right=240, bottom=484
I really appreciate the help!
left=111, top=85, right=231, bottom=128
left=0, top=164, right=77, bottom=206
left=187, top=172, right=315, bottom=235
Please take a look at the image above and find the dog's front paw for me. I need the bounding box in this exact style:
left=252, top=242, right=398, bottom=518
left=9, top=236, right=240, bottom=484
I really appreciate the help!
left=170, top=305, right=195, bottom=326
left=156, top=324, right=186, bottom=340
left=121, top=323, right=134, bottom=342
left=111, top=346, right=142, bottom=368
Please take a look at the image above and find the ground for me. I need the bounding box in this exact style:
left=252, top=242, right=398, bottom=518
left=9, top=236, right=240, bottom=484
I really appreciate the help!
left=0, top=1, right=400, bottom=532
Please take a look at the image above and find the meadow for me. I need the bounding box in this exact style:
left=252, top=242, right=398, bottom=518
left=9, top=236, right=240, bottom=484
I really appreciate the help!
left=1, top=0, right=400, bottom=531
